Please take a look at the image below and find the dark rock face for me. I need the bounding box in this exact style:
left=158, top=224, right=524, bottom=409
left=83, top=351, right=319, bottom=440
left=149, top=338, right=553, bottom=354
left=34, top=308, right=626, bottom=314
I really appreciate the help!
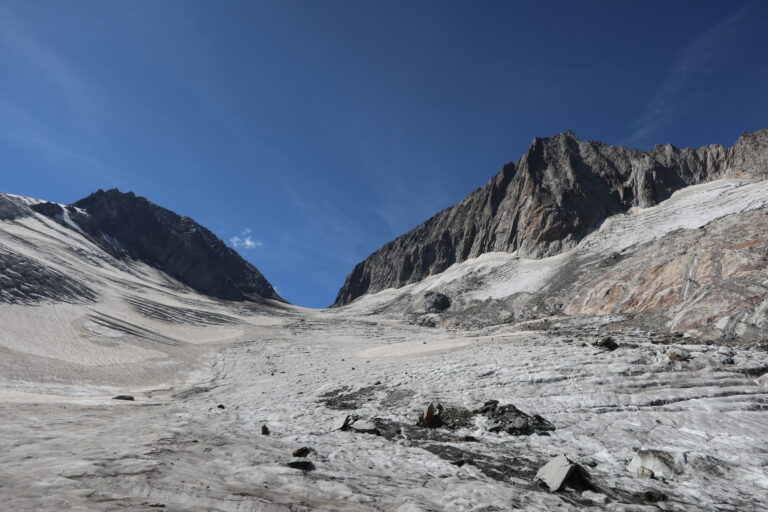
left=334, top=129, right=768, bottom=306
left=67, top=189, right=281, bottom=302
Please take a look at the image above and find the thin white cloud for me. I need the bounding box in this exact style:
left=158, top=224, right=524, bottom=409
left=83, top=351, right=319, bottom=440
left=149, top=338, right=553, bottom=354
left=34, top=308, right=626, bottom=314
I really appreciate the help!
left=242, top=236, right=262, bottom=248
left=229, top=229, right=263, bottom=249
left=622, top=3, right=755, bottom=146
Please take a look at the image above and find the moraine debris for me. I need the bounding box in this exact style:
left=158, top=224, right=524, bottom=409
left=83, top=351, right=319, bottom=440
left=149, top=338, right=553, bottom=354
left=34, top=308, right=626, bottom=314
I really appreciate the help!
left=410, top=400, right=554, bottom=435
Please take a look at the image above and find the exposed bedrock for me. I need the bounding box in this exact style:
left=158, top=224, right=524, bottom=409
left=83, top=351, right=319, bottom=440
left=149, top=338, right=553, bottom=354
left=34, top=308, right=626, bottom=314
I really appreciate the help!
left=334, top=128, right=768, bottom=306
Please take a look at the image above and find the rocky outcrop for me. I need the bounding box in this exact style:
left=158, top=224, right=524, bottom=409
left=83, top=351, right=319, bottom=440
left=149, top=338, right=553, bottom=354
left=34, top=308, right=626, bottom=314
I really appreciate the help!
left=334, top=129, right=768, bottom=306
left=57, top=189, right=282, bottom=302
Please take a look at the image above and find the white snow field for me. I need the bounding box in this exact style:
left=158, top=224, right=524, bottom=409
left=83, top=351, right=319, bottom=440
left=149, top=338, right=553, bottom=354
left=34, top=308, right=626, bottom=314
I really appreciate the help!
left=1, top=183, right=768, bottom=511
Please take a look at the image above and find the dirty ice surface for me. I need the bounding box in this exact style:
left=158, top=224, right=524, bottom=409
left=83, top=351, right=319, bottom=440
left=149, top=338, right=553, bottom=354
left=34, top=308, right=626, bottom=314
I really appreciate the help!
left=1, top=183, right=768, bottom=511
left=2, top=307, right=768, bottom=511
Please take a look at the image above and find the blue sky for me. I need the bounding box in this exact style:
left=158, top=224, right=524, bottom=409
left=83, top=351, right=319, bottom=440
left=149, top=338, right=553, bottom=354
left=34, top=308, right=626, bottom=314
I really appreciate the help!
left=1, top=1, right=766, bottom=307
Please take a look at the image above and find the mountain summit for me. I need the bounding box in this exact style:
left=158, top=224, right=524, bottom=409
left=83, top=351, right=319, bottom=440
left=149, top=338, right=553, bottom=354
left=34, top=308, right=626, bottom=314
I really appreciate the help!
left=26, top=189, right=281, bottom=302
left=333, top=128, right=768, bottom=306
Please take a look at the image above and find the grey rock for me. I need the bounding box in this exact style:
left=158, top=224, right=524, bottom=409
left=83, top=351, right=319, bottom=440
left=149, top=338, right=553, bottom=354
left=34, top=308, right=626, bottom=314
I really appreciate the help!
left=418, top=402, right=444, bottom=428
left=627, top=449, right=687, bottom=480
left=474, top=400, right=555, bottom=435
left=112, top=395, right=135, bottom=401
left=534, top=454, right=578, bottom=492
left=667, top=348, right=691, bottom=362
left=332, top=415, right=353, bottom=431
left=334, top=129, right=768, bottom=306
left=348, top=419, right=378, bottom=434
left=595, top=336, right=619, bottom=351
left=413, top=291, right=451, bottom=313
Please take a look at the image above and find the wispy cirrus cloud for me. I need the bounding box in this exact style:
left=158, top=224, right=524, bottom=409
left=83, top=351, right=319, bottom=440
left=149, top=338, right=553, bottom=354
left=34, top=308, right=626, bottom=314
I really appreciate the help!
left=622, top=3, right=756, bottom=147
left=229, top=228, right=263, bottom=249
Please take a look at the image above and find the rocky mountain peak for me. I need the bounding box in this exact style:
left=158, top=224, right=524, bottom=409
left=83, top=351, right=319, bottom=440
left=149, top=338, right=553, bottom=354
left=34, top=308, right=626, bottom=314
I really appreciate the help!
left=333, top=128, right=768, bottom=306
left=59, top=188, right=282, bottom=302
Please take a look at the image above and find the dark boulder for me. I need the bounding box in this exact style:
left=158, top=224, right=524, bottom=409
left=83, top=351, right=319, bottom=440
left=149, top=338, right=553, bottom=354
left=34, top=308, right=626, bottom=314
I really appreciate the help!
left=291, top=447, right=311, bottom=458
left=594, top=336, right=619, bottom=351
left=416, top=292, right=451, bottom=313
left=285, top=460, right=315, bottom=471
left=418, top=402, right=444, bottom=428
